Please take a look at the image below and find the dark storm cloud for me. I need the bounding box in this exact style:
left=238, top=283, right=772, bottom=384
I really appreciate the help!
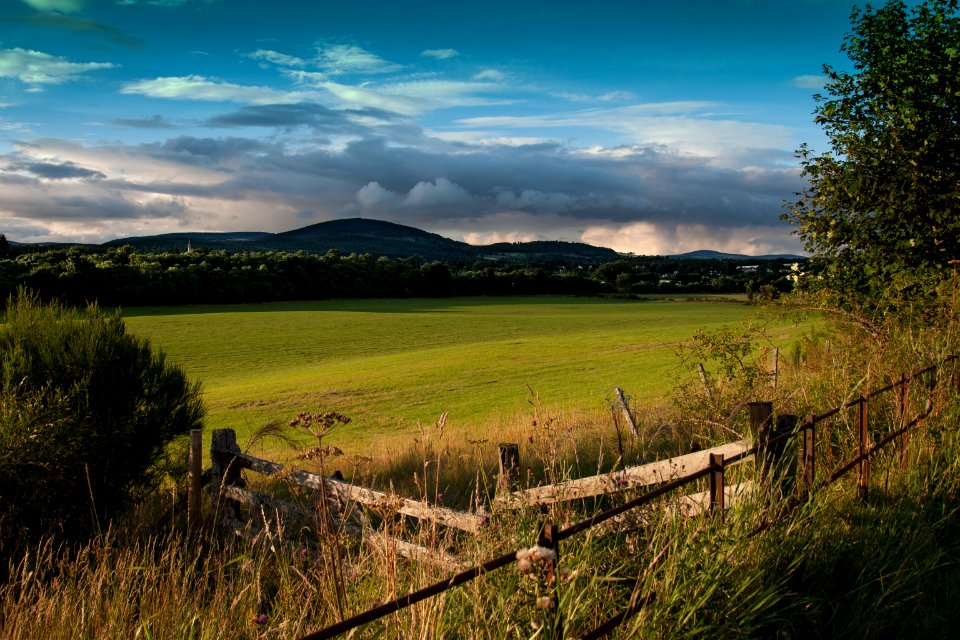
left=204, top=103, right=400, bottom=132
left=112, top=115, right=176, bottom=129
left=0, top=125, right=803, bottom=252
left=16, top=160, right=106, bottom=180
left=155, top=136, right=277, bottom=164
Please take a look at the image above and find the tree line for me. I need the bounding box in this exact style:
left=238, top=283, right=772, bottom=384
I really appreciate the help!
left=0, top=240, right=795, bottom=306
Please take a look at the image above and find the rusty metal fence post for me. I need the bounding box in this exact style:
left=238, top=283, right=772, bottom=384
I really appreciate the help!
left=801, top=415, right=815, bottom=499
left=537, top=520, right=561, bottom=639
left=858, top=396, right=870, bottom=500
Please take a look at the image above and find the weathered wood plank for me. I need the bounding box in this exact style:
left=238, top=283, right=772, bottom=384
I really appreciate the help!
left=493, top=439, right=751, bottom=508
left=218, top=494, right=465, bottom=571
left=223, top=450, right=485, bottom=533
left=667, top=481, right=754, bottom=518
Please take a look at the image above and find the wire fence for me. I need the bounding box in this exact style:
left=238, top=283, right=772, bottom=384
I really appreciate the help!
left=216, top=354, right=957, bottom=640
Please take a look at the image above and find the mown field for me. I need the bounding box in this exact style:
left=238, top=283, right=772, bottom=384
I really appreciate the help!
left=122, top=295, right=805, bottom=456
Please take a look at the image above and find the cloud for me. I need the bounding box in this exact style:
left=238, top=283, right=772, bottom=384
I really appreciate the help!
left=112, top=114, right=176, bottom=129
left=249, top=49, right=310, bottom=68
left=12, top=160, right=106, bottom=180
left=23, top=13, right=141, bottom=49
left=21, top=0, right=83, bottom=11
left=120, top=75, right=316, bottom=104
left=790, top=74, right=827, bottom=89
left=314, top=44, right=402, bottom=76
left=555, top=90, right=633, bottom=103
left=0, top=120, right=804, bottom=253
left=406, top=177, right=473, bottom=208
left=473, top=69, right=506, bottom=81
left=457, top=102, right=794, bottom=160
left=315, top=81, right=427, bottom=115
left=422, top=48, right=460, bottom=60
left=0, top=47, right=116, bottom=85
left=356, top=181, right=400, bottom=210
left=116, top=0, right=216, bottom=5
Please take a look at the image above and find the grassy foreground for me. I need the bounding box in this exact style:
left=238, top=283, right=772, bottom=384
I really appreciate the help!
left=3, top=322, right=960, bottom=639
left=122, top=296, right=803, bottom=456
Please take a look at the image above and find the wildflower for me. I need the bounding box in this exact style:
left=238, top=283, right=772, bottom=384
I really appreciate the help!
left=254, top=613, right=268, bottom=625
left=299, top=547, right=309, bottom=557
left=436, top=492, right=444, bottom=501
left=536, top=596, right=554, bottom=609
left=527, top=434, right=534, bottom=443
left=529, top=545, right=556, bottom=563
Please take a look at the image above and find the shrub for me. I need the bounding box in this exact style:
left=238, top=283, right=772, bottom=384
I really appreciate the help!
left=0, top=290, right=204, bottom=552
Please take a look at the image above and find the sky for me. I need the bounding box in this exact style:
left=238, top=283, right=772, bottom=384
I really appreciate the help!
left=0, top=0, right=871, bottom=255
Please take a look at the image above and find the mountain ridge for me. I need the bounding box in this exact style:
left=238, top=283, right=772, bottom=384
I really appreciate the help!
left=61, top=218, right=802, bottom=261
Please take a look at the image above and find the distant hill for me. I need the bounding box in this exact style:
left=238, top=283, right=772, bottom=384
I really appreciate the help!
left=22, top=218, right=800, bottom=263
left=669, top=249, right=806, bottom=261
left=102, top=231, right=272, bottom=252
left=102, top=218, right=620, bottom=262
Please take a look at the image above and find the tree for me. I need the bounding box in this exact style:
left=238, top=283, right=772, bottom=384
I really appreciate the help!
left=783, top=0, right=960, bottom=321
left=0, top=290, right=204, bottom=550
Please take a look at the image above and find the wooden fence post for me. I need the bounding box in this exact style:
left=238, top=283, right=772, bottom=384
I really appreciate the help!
left=709, top=453, right=725, bottom=513
left=773, top=415, right=799, bottom=498
left=801, top=415, right=815, bottom=499
left=497, top=443, right=520, bottom=495
left=537, top=520, right=561, bottom=639
left=188, top=429, right=202, bottom=532
left=211, top=429, right=242, bottom=519
left=858, top=396, right=870, bottom=500
left=749, top=401, right=773, bottom=480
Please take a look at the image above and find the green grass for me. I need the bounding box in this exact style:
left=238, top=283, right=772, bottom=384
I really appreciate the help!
left=122, top=296, right=805, bottom=452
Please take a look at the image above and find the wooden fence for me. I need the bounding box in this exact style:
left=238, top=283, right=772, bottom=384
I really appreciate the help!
left=189, top=354, right=958, bottom=640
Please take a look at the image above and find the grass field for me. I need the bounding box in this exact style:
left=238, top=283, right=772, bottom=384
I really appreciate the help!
left=122, top=296, right=806, bottom=455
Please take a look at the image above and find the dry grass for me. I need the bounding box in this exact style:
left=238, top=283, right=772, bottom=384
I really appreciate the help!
left=4, top=310, right=960, bottom=639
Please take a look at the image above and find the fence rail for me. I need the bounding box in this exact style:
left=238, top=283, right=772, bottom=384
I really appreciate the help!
left=192, top=354, right=958, bottom=640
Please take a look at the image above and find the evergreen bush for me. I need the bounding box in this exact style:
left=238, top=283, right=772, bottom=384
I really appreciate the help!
left=0, top=289, right=204, bottom=551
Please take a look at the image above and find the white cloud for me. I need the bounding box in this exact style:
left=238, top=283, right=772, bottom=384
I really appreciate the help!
left=422, top=49, right=460, bottom=60
left=21, top=0, right=83, bottom=11
left=249, top=49, right=310, bottom=67
left=405, top=177, right=472, bottom=207
left=315, top=44, right=401, bottom=76
left=556, top=90, right=633, bottom=103
left=317, top=81, right=427, bottom=115
left=458, top=102, right=794, bottom=159
left=790, top=74, right=827, bottom=89
left=120, top=75, right=316, bottom=104
left=356, top=181, right=399, bottom=210
left=0, top=47, right=115, bottom=85
left=473, top=69, right=506, bottom=82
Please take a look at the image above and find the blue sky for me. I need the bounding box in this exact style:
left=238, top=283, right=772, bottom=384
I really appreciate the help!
left=0, top=0, right=868, bottom=254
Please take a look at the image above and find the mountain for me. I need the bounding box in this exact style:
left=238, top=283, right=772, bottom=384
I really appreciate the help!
left=31, top=218, right=799, bottom=262
left=102, top=231, right=272, bottom=252
left=669, top=249, right=806, bottom=261
left=103, top=218, right=620, bottom=262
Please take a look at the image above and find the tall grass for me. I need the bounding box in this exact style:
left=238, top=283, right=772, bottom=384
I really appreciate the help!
left=3, top=305, right=960, bottom=639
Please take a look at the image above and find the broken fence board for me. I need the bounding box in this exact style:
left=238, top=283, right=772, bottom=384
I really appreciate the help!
left=219, top=513, right=464, bottom=571
left=494, top=439, right=752, bottom=508
left=223, top=450, right=485, bottom=534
